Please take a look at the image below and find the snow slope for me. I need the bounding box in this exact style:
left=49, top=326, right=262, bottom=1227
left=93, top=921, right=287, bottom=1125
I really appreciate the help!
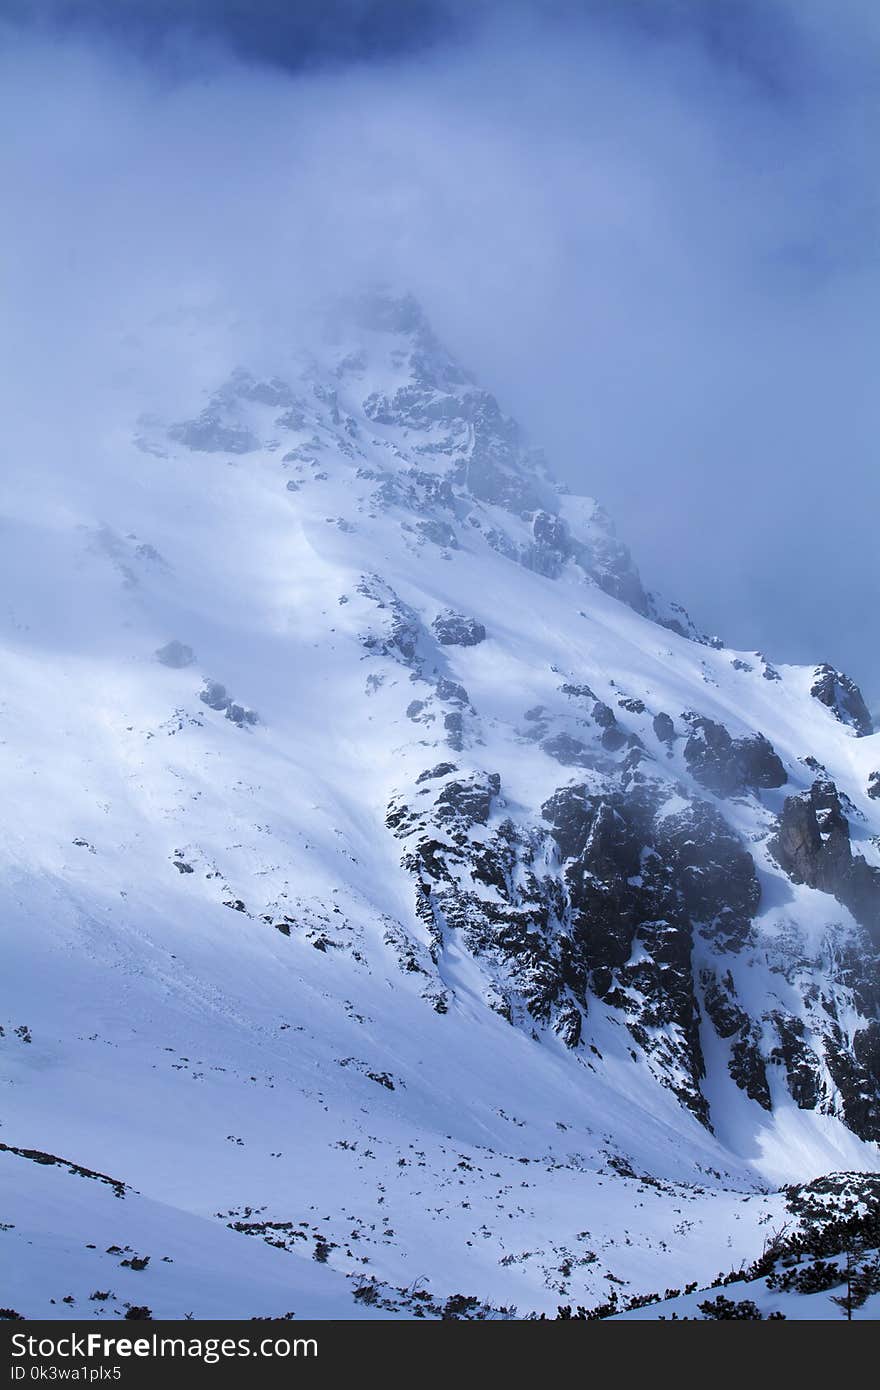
left=1, top=290, right=878, bottom=1318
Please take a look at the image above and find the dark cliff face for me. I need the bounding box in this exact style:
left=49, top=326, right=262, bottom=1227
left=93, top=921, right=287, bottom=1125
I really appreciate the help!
left=388, top=759, right=767, bottom=1130
left=384, top=745, right=880, bottom=1140
left=683, top=717, right=787, bottom=797
left=769, top=779, right=880, bottom=944
left=754, top=778, right=880, bottom=1141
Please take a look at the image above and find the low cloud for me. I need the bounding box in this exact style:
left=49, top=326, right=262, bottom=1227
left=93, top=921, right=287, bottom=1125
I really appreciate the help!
left=1, top=0, right=877, bottom=699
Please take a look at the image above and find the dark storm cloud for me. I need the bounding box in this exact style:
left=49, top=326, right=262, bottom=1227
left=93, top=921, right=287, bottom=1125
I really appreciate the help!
left=0, top=0, right=826, bottom=89
left=6, top=0, right=469, bottom=71
left=0, top=0, right=877, bottom=706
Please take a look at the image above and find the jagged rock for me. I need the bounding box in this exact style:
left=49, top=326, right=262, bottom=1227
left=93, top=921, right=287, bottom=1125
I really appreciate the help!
left=729, top=1030, right=772, bottom=1110
left=769, top=779, right=880, bottom=940
left=364, top=384, right=463, bottom=431
left=647, top=593, right=720, bottom=646
left=769, top=1013, right=823, bottom=1110
left=701, top=970, right=747, bottom=1038
left=735, top=733, right=787, bottom=788
left=592, top=701, right=616, bottom=729
left=359, top=578, right=425, bottom=665
left=655, top=801, right=760, bottom=951
left=532, top=510, right=568, bottom=552
left=537, top=780, right=760, bottom=1121
left=431, top=611, right=486, bottom=647
left=435, top=678, right=470, bottom=705
left=617, top=696, right=646, bottom=715
left=771, top=798, right=821, bottom=885
left=199, top=680, right=257, bottom=726
left=621, top=740, right=649, bottom=772
left=587, top=701, right=627, bottom=752
left=386, top=610, right=423, bottom=662
left=460, top=398, right=548, bottom=515
left=435, top=772, right=500, bottom=827
left=868, top=772, right=880, bottom=801
left=823, top=1024, right=880, bottom=1142
left=770, top=780, right=849, bottom=889
left=200, top=680, right=231, bottom=712
left=554, top=1002, right=582, bottom=1048
left=759, top=655, right=781, bottom=681
left=854, top=1022, right=880, bottom=1104
left=416, top=763, right=458, bottom=785
left=525, top=510, right=570, bottom=578
left=388, top=771, right=583, bottom=1047
left=563, top=502, right=649, bottom=614
left=155, top=641, right=195, bottom=669
left=601, top=725, right=627, bottom=753
left=810, top=664, right=873, bottom=736
left=683, top=717, right=786, bottom=797
left=683, top=718, right=741, bottom=796
left=226, top=702, right=258, bottom=727
left=652, top=711, right=675, bottom=744
left=560, top=682, right=596, bottom=701
left=701, top=970, right=771, bottom=1108
left=846, top=858, right=880, bottom=939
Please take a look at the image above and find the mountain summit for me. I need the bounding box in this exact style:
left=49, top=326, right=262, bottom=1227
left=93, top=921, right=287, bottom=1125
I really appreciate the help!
left=2, top=291, right=878, bottom=1318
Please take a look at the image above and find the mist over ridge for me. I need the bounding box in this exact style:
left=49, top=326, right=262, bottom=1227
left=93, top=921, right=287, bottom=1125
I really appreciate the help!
left=0, top=0, right=876, bottom=700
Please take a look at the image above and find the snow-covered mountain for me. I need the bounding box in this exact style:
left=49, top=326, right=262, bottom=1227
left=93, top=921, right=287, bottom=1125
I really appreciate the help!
left=2, top=290, right=878, bottom=1320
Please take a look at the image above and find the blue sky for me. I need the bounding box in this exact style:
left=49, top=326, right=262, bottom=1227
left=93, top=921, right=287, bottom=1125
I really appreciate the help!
left=1, top=0, right=877, bottom=703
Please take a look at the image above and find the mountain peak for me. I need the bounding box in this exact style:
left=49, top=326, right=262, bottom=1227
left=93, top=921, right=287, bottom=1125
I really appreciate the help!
left=2, top=290, right=879, bottom=1320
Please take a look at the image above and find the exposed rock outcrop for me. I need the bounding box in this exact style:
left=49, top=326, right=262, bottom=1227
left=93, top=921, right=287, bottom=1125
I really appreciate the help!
left=769, top=779, right=880, bottom=942
left=701, top=969, right=771, bottom=1109
left=387, top=760, right=768, bottom=1128
left=810, top=665, right=873, bottom=737
left=199, top=680, right=258, bottom=726
left=652, top=711, right=675, bottom=745
left=431, top=611, right=487, bottom=647
left=683, top=716, right=786, bottom=797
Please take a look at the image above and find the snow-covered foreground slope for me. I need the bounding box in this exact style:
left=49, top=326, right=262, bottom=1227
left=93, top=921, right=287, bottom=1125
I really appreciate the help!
left=1, top=291, right=878, bottom=1318
left=2, top=1142, right=384, bottom=1320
